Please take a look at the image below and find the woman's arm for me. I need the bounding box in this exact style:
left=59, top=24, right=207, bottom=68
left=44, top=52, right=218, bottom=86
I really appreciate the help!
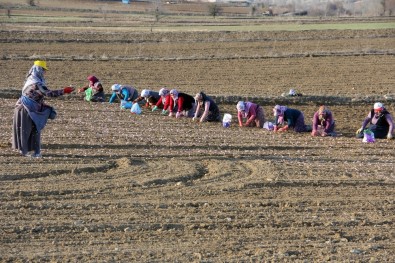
left=109, top=92, right=117, bottom=103
left=199, top=101, right=210, bottom=122
left=245, top=107, right=257, bottom=126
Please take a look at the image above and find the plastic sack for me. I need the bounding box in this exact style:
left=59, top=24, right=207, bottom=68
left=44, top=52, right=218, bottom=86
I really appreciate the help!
left=362, top=129, right=375, bottom=143
left=84, top=87, right=93, bottom=101
left=130, top=103, right=142, bottom=115
left=49, top=107, right=57, bottom=120
left=263, top=121, right=274, bottom=131
left=121, top=100, right=133, bottom=109
left=222, top=113, right=232, bottom=128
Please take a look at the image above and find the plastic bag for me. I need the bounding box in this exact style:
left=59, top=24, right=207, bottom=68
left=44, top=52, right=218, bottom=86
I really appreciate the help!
left=121, top=100, right=133, bottom=109
left=84, top=87, right=93, bottom=101
left=49, top=106, right=57, bottom=120
left=263, top=121, right=274, bottom=131
left=130, top=103, right=142, bottom=115
left=362, top=129, right=375, bottom=143
left=222, top=113, right=232, bottom=128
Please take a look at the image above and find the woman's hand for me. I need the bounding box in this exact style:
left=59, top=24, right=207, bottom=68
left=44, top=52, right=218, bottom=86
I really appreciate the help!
left=63, top=87, right=75, bottom=94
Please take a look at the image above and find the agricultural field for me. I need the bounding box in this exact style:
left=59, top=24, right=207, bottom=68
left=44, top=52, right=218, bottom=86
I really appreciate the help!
left=0, top=1, right=395, bottom=261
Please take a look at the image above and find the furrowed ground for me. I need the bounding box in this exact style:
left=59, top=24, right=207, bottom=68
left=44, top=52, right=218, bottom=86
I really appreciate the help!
left=0, top=1, right=394, bottom=261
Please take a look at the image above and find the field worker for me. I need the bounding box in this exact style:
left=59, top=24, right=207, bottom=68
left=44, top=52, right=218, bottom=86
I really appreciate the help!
left=356, top=102, right=394, bottom=139
left=12, top=60, right=74, bottom=158
left=169, top=89, right=195, bottom=118
left=311, top=105, right=336, bottom=137
left=236, top=101, right=265, bottom=127
left=193, top=92, right=221, bottom=122
left=273, top=105, right=310, bottom=132
left=108, top=84, right=139, bottom=108
left=78, top=75, right=105, bottom=102
left=152, top=88, right=174, bottom=115
left=133, top=89, right=160, bottom=108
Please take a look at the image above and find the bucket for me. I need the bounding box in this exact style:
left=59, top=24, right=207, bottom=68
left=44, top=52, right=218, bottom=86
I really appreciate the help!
left=222, top=113, right=232, bottom=128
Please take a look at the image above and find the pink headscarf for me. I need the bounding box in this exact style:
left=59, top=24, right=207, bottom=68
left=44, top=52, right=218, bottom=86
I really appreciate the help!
left=87, top=75, right=99, bottom=84
left=273, top=105, right=287, bottom=116
left=273, top=105, right=287, bottom=125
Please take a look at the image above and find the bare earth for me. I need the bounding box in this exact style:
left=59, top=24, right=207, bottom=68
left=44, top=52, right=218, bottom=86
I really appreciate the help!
left=0, top=4, right=395, bottom=262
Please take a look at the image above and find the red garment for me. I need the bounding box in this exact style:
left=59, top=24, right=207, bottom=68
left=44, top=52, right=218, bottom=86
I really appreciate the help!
left=238, top=102, right=259, bottom=126
left=169, top=93, right=194, bottom=112
left=156, top=94, right=171, bottom=110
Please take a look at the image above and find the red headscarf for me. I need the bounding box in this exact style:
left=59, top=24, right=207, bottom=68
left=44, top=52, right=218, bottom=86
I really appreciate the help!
left=87, top=75, right=99, bottom=84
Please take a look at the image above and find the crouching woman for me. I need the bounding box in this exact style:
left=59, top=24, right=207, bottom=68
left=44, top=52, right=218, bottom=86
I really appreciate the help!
left=311, top=105, right=336, bottom=137
left=236, top=101, right=265, bottom=128
left=356, top=102, right=394, bottom=139
left=273, top=105, right=310, bottom=132
left=193, top=92, right=221, bottom=122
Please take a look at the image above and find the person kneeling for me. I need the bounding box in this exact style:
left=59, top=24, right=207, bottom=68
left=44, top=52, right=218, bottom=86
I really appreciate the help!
left=356, top=102, right=393, bottom=140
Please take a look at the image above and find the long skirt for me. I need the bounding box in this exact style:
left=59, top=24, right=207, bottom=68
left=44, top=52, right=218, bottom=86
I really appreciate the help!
left=317, top=122, right=336, bottom=136
left=247, top=106, right=265, bottom=128
left=198, top=108, right=221, bottom=122
left=293, top=113, right=309, bottom=132
left=206, top=108, right=221, bottom=122
left=90, top=91, right=105, bottom=102
left=180, top=103, right=196, bottom=118
left=12, top=106, right=41, bottom=155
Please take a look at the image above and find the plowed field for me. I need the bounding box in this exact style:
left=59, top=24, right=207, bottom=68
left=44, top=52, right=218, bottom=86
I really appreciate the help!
left=0, top=4, right=395, bottom=262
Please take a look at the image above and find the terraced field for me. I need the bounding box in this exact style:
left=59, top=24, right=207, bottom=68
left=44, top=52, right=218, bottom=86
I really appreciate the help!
left=0, top=1, right=394, bottom=261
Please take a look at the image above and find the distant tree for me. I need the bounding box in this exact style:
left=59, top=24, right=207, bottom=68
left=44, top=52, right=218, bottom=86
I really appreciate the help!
left=381, top=0, right=395, bottom=15
left=99, top=5, right=108, bottom=21
left=250, top=5, right=258, bottom=16
left=326, top=1, right=345, bottom=16
left=154, top=5, right=163, bottom=23
left=7, top=9, right=11, bottom=18
left=27, top=0, right=36, bottom=6
left=389, top=0, right=395, bottom=15
left=208, top=3, right=222, bottom=18
left=150, top=2, right=166, bottom=32
left=268, top=6, right=273, bottom=16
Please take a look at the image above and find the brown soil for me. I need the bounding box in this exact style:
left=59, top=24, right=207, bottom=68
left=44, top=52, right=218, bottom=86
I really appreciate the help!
left=0, top=4, right=395, bottom=262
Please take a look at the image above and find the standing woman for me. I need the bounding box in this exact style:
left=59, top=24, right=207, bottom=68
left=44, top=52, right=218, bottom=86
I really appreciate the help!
left=193, top=92, right=221, bottom=122
left=236, top=101, right=265, bottom=127
left=12, top=60, right=74, bottom=157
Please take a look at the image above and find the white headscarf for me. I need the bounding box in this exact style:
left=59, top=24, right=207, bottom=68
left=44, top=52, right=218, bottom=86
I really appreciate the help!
left=22, top=65, right=46, bottom=93
left=236, top=101, right=245, bottom=112
left=159, top=88, right=169, bottom=96
left=141, top=89, right=150, bottom=98
left=170, top=89, right=179, bottom=99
